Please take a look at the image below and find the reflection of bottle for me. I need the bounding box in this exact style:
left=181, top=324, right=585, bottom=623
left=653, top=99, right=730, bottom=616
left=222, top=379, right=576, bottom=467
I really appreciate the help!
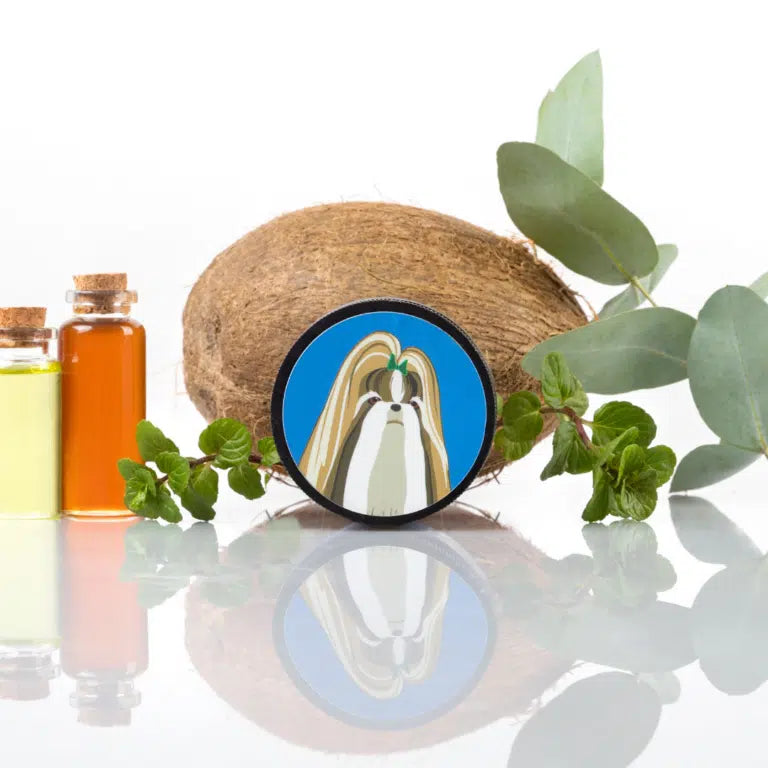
left=59, top=273, right=145, bottom=516
left=0, top=307, right=60, bottom=519
left=0, top=519, right=60, bottom=701
left=61, top=518, right=148, bottom=726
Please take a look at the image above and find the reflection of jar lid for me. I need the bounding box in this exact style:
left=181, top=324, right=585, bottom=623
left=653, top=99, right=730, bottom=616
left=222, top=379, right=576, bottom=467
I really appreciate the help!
left=272, top=299, right=496, bottom=525
left=0, top=650, right=58, bottom=701
left=273, top=522, right=497, bottom=729
left=71, top=678, right=141, bottom=728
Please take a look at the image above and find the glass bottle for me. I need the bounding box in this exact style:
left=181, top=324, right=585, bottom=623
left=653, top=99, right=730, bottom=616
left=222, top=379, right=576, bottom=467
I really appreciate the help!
left=0, top=307, right=61, bottom=519
left=61, top=517, right=148, bottom=726
left=59, top=274, right=145, bottom=516
left=0, top=518, right=60, bottom=702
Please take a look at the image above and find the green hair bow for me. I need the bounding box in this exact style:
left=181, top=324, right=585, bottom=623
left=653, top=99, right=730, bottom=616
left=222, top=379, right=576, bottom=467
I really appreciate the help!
left=387, top=354, right=408, bottom=375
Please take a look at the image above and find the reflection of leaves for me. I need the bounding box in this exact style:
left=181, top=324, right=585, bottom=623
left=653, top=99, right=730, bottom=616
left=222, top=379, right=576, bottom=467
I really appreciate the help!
left=507, top=672, right=662, bottom=768
left=672, top=496, right=768, bottom=696
left=583, top=521, right=676, bottom=608
left=670, top=495, right=760, bottom=566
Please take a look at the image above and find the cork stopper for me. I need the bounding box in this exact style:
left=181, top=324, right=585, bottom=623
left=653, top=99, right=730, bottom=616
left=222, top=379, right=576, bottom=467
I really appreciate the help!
left=0, top=307, right=46, bottom=328
left=0, top=307, right=53, bottom=348
left=68, top=274, right=136, bottom=315
left=73, top=273, right=128, bottom=291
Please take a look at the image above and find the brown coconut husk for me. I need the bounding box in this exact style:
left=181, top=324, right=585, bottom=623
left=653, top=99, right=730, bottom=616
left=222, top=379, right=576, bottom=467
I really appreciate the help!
left=184, top=504, right=572, bottom=754
left=182, top=202, right=588, bottom=475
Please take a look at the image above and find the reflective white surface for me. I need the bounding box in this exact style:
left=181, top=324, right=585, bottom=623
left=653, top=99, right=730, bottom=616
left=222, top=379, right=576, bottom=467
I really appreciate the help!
left=1, top=435, right=767, bottom=767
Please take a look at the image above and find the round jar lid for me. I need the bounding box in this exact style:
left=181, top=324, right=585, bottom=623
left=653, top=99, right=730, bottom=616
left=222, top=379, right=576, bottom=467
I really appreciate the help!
left=271, top=298, right=496, bottom=525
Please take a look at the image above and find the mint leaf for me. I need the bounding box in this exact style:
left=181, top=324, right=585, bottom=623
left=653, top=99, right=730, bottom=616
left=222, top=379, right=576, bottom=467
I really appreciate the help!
left=142, top=487, right=182, bottom=524
left=124, top=477, right=153, bottom=513
left=540, top=352, right=589, bottom=415
left=199, top=418, right=252, bottom=468
left=228, top=463, right=266, bottom=500
left=136, top=420, right=179, bottom=462
left=583, top=469, right=613, bottom=522
left=257, top=437, right=280, bottom=467
left=180, top=465, right=219, bottom=521
left=540, top=420, right=593, bottom=480
left=191, top=465, right=219, bottom=504
left=495, top=391, right=544, bottom=461
left=645, top=445, right=676, bottom=487
left=118, top=458, right=150, bottom=481
left=616, top=471, right=657, bottom=521
left=155, top=452, right=191, bottom=494
left=594, top=426, right=641, bottom=468
left=617, top=444, right=646, bottom=483
left=592, top=401, right=656, bottom=448
left=495, top=393, right=504, bottom=415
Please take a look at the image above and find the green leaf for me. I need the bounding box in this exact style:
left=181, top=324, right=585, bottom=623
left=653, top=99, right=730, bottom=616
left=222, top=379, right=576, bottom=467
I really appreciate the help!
left=583, top=470, right=613, bottom=522
left=117, top=458, right=149, bottom=481
left=645, top=445, right=676, bottom=487
left=523, top=307, right=695, bottom=394
left=600, top=244, right=678, bottom=318
left=540, top=420, right=594, bottom=480
left=617, top=444, right=646, bottom=484
left=614, top=446, right=658, bottom=521
left=688, top=286, right=768, bottom=453
left=228, top=463, right=266, bottom=500
left=540, top=352, right=588, bottom=415
left=142, top=487, right=182, bottom=524
left=179, top=465, right=219, bottom=521
left=749, top=271, right=768, bottom=300
left=495, top=393, right=504, bottom=415
left=670, top=442, right=760, bottom=492
left=199, top=418, right=253, bottom=467
left=123, top=465, right=158, bottom=513
left=155, top=452, right=191, bottom=495
left=591, top=401, right=656, bottom=448
left=593, top=426, right=641, bottom=467
left=495, top=391, right=544, bottom=461
left=136, top=420, right=179, bottom=462
left=257, top=436, right=280, bottom=467
left=536, top=50, right=604, bottom=185
left=617, top=473, right=657, bottom=521
left=497, top=142, right=658, bottom=285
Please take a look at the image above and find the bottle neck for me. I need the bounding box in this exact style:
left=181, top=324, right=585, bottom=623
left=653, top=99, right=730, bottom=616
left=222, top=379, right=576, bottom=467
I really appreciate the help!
left=0, top=329, right=56, bottom=367
left=66, top=289, right=137, bottom=317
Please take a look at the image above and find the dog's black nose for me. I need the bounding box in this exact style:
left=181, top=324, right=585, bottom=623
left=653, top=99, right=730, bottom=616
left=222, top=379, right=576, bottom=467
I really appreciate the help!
left=390, top=403, right=402, bottom=411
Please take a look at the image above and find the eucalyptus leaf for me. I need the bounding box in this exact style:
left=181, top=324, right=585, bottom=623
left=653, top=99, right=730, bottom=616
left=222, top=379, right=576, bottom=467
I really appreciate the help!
left=749, top=271, right=768, bottom=299
left=600, top=244, right=678, bottom=318
left=523, top=308, right=695, bottom=394
left=671, top=442, right=760, bottom=492
left=497, top=142, right=658, bottom=285
left=687, top=286, right=768, bottom=453
left=536, top=50, right=604, bottom=185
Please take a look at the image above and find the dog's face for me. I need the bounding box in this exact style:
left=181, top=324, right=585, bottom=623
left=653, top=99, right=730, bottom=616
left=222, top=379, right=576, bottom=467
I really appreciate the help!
left=328, top=364, right=438, bottom=515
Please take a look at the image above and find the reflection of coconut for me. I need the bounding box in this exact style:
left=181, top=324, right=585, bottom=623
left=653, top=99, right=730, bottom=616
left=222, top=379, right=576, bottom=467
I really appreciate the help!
left=185, top=504, right=570, bottom=753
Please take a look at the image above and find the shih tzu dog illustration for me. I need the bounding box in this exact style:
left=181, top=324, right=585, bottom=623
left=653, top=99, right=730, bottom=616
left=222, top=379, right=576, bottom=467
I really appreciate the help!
left=299, top=331, right=450, bottom=517
left=300, top=545, right=451, bottom=699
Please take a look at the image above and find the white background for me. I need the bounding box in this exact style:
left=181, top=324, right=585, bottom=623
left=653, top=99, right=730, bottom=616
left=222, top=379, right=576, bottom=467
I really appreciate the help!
left=1, top=1, right=768, bottom=765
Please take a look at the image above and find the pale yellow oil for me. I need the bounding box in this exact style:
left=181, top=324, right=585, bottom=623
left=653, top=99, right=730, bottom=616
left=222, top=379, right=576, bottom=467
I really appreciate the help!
left=0, top=362, right=61, bottom=519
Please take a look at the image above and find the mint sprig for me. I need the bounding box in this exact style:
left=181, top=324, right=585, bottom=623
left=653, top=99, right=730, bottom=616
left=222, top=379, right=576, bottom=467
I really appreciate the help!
left=119, top=419, right=280, bottom=523
left=495, top=352, right=676, bottom=522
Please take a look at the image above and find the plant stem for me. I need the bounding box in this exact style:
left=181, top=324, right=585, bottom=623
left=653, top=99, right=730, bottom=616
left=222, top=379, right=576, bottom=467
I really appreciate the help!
left=629, top=276, right=657, bottom=307
left=541, top=406, right=595, bottom=452
left=155, top=453, right=276, bottom=488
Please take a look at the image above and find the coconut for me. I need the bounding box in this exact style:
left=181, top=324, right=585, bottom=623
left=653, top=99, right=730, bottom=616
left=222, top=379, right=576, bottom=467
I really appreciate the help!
left=183, top=202, right=587, bottom=475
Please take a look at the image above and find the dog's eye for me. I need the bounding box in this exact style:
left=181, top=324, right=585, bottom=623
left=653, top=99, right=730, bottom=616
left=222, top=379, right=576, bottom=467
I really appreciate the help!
left=410, top=399, right=420, bottom=411
left=368, top=395, right=381, bottom=405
